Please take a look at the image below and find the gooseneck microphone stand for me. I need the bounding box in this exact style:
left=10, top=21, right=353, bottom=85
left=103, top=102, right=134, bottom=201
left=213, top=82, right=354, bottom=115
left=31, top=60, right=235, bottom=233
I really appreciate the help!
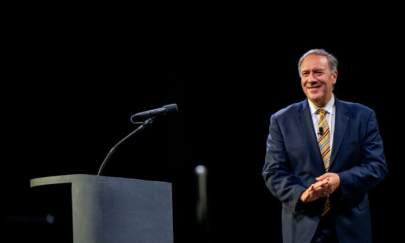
left=97, top=117, right=155, bottom=176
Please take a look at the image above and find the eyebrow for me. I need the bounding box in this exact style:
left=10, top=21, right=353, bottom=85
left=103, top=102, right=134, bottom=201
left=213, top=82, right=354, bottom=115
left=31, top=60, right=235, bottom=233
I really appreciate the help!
left=301, top=68, right=326, bottom=73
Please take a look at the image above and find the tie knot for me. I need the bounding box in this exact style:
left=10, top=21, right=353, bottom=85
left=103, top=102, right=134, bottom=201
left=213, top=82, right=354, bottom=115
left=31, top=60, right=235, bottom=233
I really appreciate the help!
left=317, top=108, right=327, bottom=116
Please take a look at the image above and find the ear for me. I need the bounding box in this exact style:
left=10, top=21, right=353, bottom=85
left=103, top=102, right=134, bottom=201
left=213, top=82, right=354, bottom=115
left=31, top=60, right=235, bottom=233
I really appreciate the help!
left=331, top=70, right=338, bottom=85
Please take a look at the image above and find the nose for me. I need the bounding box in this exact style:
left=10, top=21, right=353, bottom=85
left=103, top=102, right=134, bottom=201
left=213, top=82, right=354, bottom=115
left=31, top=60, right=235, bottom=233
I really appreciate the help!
left=308, top=72, right=317, bottom=81
left=305, top=76, right=319, bottom=88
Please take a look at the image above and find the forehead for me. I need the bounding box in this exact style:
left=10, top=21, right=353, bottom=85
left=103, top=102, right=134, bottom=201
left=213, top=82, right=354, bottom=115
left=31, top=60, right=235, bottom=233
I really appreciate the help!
left=300, top=54, right=329, bottom=71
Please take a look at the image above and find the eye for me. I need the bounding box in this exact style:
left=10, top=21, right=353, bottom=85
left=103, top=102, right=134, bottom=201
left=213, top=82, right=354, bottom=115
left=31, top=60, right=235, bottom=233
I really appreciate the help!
left=314, top=70, right=324, bottom=76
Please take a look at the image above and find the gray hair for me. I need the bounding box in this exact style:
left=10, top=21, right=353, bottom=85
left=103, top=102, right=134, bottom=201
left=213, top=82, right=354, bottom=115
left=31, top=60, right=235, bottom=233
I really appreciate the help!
left=298, top=49, right=338, bottom=76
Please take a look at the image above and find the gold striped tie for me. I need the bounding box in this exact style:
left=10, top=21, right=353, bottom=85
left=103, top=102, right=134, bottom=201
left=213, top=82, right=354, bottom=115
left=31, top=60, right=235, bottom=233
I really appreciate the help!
left=317, top=108, right=331, bottom=216
left=317, top=109, right=331, bottom=171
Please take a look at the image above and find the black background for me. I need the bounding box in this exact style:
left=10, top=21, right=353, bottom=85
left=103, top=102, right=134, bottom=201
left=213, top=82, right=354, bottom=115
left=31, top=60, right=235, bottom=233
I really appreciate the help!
left=3, top=7, right=403, bottom=243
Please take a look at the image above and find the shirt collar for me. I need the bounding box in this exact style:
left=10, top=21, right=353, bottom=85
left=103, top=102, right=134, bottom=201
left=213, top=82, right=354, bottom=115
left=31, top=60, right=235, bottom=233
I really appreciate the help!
left=308, top=94, right=335, bottom=115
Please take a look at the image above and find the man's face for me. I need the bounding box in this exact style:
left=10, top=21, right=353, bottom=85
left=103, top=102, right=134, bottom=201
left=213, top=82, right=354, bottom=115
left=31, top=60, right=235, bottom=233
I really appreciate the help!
left=300, top=54, right=337, bottom=107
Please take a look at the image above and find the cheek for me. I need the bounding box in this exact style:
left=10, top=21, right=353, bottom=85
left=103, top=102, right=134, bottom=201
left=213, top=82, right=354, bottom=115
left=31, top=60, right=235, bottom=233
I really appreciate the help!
left=301, top=83, right=308, bottom=92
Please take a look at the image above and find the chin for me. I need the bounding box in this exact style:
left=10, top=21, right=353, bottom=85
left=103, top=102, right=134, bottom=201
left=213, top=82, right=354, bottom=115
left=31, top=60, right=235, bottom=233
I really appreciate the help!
left=309, top=95, right=322, bottom=102
left=309, top=96, right=325, bottom=105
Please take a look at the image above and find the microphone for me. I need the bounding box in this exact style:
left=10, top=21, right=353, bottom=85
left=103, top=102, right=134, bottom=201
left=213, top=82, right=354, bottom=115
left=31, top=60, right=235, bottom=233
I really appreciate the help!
left=97, top=104, right=178, bottom=176
left=130, top=104, right=178, bottom=123
left=318, top=127, right=324, bottom=136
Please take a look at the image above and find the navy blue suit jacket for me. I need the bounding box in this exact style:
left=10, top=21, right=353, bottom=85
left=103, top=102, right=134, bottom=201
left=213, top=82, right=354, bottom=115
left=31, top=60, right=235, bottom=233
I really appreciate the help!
left=263, top=99, right=388, bottom=243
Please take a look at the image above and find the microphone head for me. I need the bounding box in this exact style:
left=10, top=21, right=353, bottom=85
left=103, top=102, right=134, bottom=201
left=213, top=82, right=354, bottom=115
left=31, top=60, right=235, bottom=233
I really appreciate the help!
left=318, top=127, right=324, bottom=135
left=163, top=104, right=178, bottom=113
left=130, top=103, right=179, bottom=124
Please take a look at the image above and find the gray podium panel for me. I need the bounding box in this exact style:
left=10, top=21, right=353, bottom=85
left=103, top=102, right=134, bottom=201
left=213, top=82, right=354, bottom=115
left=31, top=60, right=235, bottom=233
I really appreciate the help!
left=31, top=174, right=173, bottom=243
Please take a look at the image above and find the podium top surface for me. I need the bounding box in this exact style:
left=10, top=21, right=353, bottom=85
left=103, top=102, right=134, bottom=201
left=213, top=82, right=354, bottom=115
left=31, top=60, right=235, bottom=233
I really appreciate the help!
left=30, top=174, right=171, bottom=188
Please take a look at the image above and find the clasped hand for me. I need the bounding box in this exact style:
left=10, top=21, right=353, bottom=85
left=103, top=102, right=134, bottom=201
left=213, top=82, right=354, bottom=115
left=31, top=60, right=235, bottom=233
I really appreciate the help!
left=300, top=172, right=340, bottom=203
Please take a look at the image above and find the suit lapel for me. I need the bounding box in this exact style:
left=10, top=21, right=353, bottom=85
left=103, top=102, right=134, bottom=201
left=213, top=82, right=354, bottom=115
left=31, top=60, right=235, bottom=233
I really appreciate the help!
left=330, top=99, right=349, bottom=168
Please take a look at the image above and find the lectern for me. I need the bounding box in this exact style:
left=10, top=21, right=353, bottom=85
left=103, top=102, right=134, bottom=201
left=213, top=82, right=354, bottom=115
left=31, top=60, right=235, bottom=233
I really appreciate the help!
left=30, top=174, right=173, bottom=243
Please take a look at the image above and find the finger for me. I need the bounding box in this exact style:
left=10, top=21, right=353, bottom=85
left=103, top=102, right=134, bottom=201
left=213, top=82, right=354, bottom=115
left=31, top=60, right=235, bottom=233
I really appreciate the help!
left=316, top=173, right=330, bottom=181
left=328, top=182, right=337, bottom=193
left=300, top=190, right=308, bottom=202
left=312, top=184, right=325, bottom=191
left=307, top=190, right=319, bottom=201
left=313, top=180, right=328, bottom=189
left=311, top=189, right=325, bottom=200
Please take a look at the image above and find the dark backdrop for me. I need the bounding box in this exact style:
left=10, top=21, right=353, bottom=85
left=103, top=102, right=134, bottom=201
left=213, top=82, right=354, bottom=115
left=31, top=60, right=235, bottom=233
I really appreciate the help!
left=3, top=10, right=403, bottom=243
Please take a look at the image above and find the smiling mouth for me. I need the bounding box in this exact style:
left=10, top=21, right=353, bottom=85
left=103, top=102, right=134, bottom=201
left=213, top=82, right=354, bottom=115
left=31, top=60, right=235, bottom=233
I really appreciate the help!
left=307, top=85, right=321, bottom=89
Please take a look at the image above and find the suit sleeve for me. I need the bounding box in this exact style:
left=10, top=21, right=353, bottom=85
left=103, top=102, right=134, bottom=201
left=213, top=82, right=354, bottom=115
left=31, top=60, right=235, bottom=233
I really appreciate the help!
left=262, top=114, right=306, bottom=213
left=338, top=110, right=388, bottom=201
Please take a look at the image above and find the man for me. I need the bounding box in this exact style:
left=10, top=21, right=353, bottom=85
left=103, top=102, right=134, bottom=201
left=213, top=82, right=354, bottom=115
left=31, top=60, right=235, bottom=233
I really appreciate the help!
left=262, top=49, right=388, bottom=243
